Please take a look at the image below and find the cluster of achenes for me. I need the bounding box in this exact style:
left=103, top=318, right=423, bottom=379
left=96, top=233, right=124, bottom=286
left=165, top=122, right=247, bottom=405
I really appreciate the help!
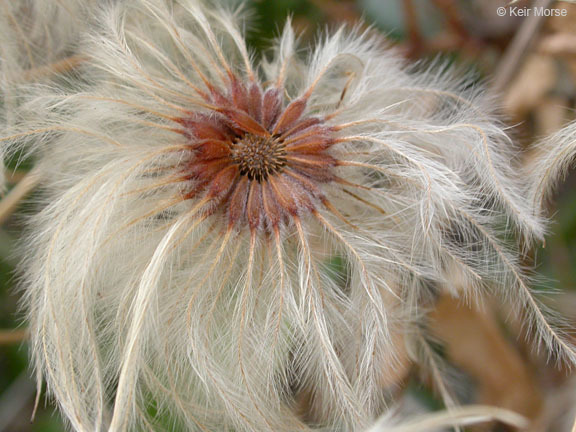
left=2, top=0, right=576, bottom=431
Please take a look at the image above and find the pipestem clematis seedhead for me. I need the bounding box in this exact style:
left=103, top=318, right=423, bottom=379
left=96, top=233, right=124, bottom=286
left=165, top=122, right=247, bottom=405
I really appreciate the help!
left=3, top=0, right=575, bottom=431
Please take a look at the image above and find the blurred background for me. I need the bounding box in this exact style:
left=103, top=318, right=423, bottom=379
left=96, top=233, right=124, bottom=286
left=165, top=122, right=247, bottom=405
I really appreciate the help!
left=1, top=0, right=576, bottom=430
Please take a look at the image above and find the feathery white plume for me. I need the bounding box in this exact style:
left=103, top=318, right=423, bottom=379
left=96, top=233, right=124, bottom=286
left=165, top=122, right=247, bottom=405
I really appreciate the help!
left=525, top=120, right=576, bottom=218
left=0, top=0, right=110, bottom=191
left=3, top=0, right=574, bottom=430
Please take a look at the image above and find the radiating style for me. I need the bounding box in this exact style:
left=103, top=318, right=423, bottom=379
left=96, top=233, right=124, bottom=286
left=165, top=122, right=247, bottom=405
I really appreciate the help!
left=2, top=0, right=575, bottom=431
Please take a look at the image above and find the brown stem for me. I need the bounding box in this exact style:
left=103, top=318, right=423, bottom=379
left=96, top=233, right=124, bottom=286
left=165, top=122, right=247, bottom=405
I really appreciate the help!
left=0, top=329, right=28, bottom=345
left=491, top=0, right=555, bottom=95
left=403, top=0, right=424, bottom=58
left=432, top=0, right=470, bottom=41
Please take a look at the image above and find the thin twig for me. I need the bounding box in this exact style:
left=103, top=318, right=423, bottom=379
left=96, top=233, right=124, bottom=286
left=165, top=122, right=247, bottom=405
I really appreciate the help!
left=4, top=169, right=28, bottom=184
left=0, top=329, right=28, bottom=345
left=0, top=169, right=39, bottom=226
left=403, top=0, right=424, bottom=58
left=432, top=0, right=470, bottom=41
left=491, top=0, right=554, bottom=95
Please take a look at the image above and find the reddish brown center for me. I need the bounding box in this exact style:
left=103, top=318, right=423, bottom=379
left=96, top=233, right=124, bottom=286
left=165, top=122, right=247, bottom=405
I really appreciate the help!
left=231, top=134, right=287, bottom=182
left=178, top=78, right=339, bottom=234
